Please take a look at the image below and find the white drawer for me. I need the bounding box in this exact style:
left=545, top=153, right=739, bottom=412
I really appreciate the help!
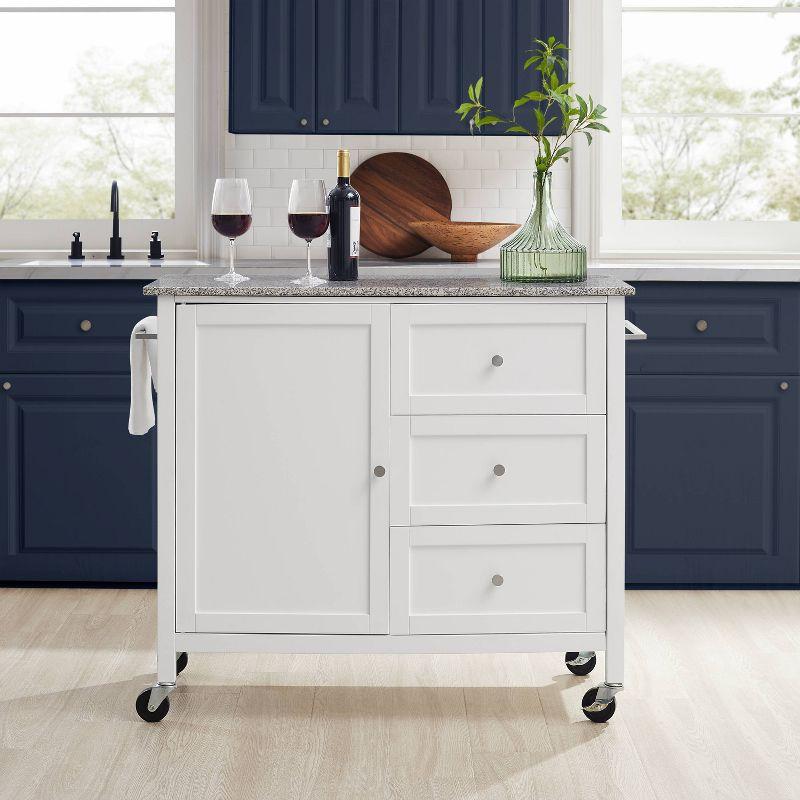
left=390, top=303, right=607, bottom=415
left=390, top=525, right=606, bottom=635
left=390, top=415, right=606, bottom=526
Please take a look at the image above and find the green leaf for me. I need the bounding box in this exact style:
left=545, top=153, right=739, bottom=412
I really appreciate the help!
left=474, top=76, right=483, bottom=101
left=576, top=94, right=588, bottom=122
left=585, top=122, right=610, bottom=132
left=550, top=71, right=559, bottom=89
left=523, top=55, right=540, bottom=70
left=542, top=136, right=552, bottom=160
left=505, top=124, right=531, bottom=134
left=553, top=146, right=572, bottom=160
left=474, top=115, right=502, bottom=127
left=583, top=130, right=593, bottom=146
left=455, top=102, right=474, bottom=114
left=513, top=96, right=532, bottom=110
left=534, top=107, right=545, bottom=132
left=468, top=83, right=476, bottom=102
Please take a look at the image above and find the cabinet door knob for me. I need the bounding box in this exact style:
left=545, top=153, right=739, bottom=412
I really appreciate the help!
left=321, top=117, right=330, bottom=127
left=299, top=117, right=308, bottom=126
left=780, top=381, right=789, bottom=391
left=695, top=319, right=708, bottom=332
left=2, top=381, right=10, bottom=391
left=373, top=465, right=386, bottom=478
left=493, top=464, right=506, bottom=476
left=80, top=319, right=92, bottom=332
left=492, top=574, right=504, bottom=587
left=491, top=354, right=503, bottom=367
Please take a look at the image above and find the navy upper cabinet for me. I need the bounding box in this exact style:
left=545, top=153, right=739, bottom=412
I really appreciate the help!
left=399, top=0, right=482, bottom=134
left=229, top=0, right=568, bottom=134
left=230, top=0, right=316, bottom=133
left=317, top=0, right=399, bottom=132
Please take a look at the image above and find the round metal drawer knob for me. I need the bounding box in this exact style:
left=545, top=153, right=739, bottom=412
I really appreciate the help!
left=780, top=381, right=790, bottom=391
left=2, top=381, right=10, bottom=391
left=493, top=464, right=506, bottom=476
left=373, top=465, right=386, bottom=478
left=80, top=319, right=92, bottom=332
left=300, top=117, right=308, bottom=126
left=322, top=117, right=330, bottom=126
left=695, top=319, right=708, bottom=332
left=491, top=354, right=504, bottom=367
left=491, top=574, right=504, bottom=587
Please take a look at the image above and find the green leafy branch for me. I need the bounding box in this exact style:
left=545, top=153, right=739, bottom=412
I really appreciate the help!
left=455, top=36, right=610, bottom=174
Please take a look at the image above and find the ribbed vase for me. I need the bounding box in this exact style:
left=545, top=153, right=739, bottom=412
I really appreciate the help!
left=500, top=170, right=586, bottom=282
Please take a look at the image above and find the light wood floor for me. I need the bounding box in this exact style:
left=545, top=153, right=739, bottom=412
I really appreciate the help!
left=0, top=589, right=798, bottom=800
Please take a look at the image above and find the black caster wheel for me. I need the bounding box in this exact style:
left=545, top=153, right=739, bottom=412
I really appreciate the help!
left=581, top=687, right=616, bottom=723
left=135, top=688, right=170, bottom=722
left=176, top=651, right=189, bottom=676
left=565, top=652, right=596, bottom=676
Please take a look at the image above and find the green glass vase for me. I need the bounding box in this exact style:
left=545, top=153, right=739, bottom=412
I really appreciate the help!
left=500, top=170, right=587, bottom=282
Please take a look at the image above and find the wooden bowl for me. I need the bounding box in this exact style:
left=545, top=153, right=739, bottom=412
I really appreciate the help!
left=409, top=220, right=520, bottom=262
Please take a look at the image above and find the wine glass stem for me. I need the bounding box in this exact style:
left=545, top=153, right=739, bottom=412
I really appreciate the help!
left=228, top=238, right=235, bottom=275
left=306, top=240, right=312, bottom=279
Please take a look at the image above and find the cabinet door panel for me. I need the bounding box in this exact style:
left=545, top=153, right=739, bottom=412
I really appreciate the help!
left=0, top=375, right=156, bottom=583
left=229, top=0, right=315, bottom=133
left=317, top=0, right=399, bottom=132
left=626, top=375, right=800, bottom=585
left=177, top=303, right=390, bottom=634
left=400, top=0, right=482, bottom=134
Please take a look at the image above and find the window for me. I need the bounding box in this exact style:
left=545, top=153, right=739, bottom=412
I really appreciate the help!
left=577, top=2, right=800, bottom=260
left=0, top=1, right=195, bottom=255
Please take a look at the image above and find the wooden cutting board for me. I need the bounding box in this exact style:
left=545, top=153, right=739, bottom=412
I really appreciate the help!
left=351, top=152, right=452, bottom=259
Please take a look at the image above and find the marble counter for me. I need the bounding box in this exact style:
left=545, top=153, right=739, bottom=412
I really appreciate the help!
left=143, top=272, right=634, bottom=297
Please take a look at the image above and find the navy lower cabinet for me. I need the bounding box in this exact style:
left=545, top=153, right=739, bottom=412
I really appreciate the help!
left=625, top=283, right=800, bottom=586
left=0, top=281, right=156, bottom=584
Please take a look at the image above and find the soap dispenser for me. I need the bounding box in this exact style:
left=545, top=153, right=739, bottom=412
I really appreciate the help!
left=148, top=231, right=164, bottom=260
left=69, top=232, right=85, bottom=260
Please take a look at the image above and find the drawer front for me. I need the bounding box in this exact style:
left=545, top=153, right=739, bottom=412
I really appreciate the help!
left=390, top=415, right=606, bottom=526
left=390, top=525, right=606, bottom=635
left=626, top=283, right=800, bottom=375
left=0, top=281, right=154, bottom=373
left=391, top=303, right=607, bottom=414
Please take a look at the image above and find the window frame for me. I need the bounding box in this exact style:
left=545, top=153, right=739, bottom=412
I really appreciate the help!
left=572, top=1, right=800, bottom=262
left=0, top=1, right=197, bottom=258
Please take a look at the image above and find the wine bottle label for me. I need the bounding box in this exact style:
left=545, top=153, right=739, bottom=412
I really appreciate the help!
left=350, top=206, right=360, bottom=258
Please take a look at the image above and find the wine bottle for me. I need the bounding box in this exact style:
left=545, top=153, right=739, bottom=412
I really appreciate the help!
left=327, top=149, right=360, bottom=281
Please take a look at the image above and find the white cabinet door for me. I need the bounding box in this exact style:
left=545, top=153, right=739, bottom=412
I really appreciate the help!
left=391, top=415, right=606, bottom=526
left=390, top=525, right=606, bottom=635
left=176, top=303, right=390, bottom=634
left=391, top=303, right=606, bottom=415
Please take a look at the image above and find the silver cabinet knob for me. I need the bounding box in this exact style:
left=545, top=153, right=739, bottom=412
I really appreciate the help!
left=695, top=319, right=708, bottom=332
left=492, top=574, right=504, bottom=587
left=2, top=381, right=10, bottom=391
left=373, top=465, right=386, bottom=477
left=321, top=117, right=330, bottom=127
left=80, top=319, right=92, bottom=332
left=299, top=117, right=308, bottom=126
left=491, top=354, right=503, bottom=367
left=780, top=381, right=789, bottom=391
left=493, top=464, right=505, bottom=476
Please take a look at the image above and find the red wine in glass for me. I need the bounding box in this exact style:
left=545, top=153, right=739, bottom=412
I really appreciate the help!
left=288, top=212, right=329, bottom=241
left=211, top=213, right=253, bottom=238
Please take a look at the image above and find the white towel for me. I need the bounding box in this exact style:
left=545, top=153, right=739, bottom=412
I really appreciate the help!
left=129, top=316, right=158, bottom=435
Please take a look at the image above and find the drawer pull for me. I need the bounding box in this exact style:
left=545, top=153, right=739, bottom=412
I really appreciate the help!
left=2, top=381, right=10, bottom=391
left=321, top=117, right=330, bottom=126
left=493, top=464, right=506, bottom=476
left=695, top=319, right=708, bottom=332
left=80, top=319, right=92, bottom=332
left=300, top=117, right=308, bottom=126
left=491, top=574, right=504, bottom=587
left=373, top=465, right=386, bottom=478
left=491, top=354, right=504, bottom=367
left=780, top=381, right=789, bottom=391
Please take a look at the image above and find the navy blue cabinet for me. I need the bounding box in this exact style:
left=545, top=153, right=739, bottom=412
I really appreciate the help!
left=229, top=0, right=568, bottom=135
left=625, top=283, right=800, bottom=586
left=0, top=281, right=156, bottom=584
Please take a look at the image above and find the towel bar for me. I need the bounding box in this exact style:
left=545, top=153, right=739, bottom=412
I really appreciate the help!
left=135, top=332, right=158, bottom=340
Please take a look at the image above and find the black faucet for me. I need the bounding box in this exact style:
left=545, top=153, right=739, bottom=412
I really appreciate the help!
left=107, top=180, right=124, bottom=259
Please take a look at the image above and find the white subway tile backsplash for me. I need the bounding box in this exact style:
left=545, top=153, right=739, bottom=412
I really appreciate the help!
left=304, top=134, right=341, bottom=148
left=428, top=150, right=465, bottom=170
left=254, top=187, right=289, bottom=207
left=445, top=169, right=482, bottom=188
left=481, top=170, right=516, bottom=189
left=226, top=149, right=254, bottom=169
left=463, top=188, right=499, bottom=207
left=499, top=188, right=532, bottom=207
left=254, top=226, right=290, bottom=246
left=289, top=149, right=324, bottom=168
left=450, top=207, right=482, bottom=222
left=269, top=168, right=297, bottom=188
left=463, top=149, right=500, bottom=169
left=499, top=149, right=535, bottom=170
left=411, top=135, right=447, bottom=150
left=378, top=134, right=410, bottom=148
left=481, top=206, right=518, bottom=223
left=271, top=134, right=306, bottom=148
left=236, top=133, right=271, bottom=149
left=448, top=134, right=482, bottom=150
left=341, top=134, right=377, bottom=149
left=235, top=168, right=270, bottom=187
left=253, top=149, right=289, bottom=168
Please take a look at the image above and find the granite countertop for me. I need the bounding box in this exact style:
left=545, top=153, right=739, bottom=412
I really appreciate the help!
left=142, top=272, right=634, bottom=297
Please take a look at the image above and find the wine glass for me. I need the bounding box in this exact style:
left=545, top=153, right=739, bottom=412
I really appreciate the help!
left=211, top=178, right=252, bottom=284
left=288, top=179, right=329, bottom=287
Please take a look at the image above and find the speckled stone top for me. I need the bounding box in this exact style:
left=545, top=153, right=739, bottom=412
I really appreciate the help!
left=143, top=273, right=634, bottom=297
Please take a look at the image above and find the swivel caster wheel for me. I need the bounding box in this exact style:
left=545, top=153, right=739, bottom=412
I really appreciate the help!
left=565, top=651, right=596, bottom=676
left=176, top=651, right=188, bottom=676
left=581, top=687, right=617, bottom=723
left=135, top=688, right=170, bottom=722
